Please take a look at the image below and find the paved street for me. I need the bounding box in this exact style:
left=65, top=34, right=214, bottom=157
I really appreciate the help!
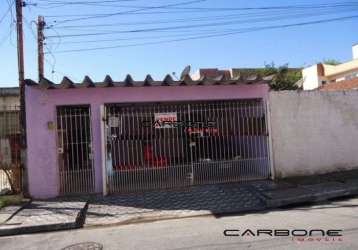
left=1, top=197, right=357, bottom=250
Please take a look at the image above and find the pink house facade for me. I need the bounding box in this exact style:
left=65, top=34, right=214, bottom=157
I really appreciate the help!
left=25, top=75, right=271, bottom=199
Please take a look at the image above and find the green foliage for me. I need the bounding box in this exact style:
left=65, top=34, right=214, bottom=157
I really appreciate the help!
left=323, top=59, right=341, bottom=66
left=231, top=63, right=302, bottom=91
left=263, top=63, right=302, bottom=91
left=0, top=195, right=22, bottom=209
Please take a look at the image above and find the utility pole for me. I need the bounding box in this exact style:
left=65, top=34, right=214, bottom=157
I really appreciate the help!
left=15, top=0, right=27, bottom=195
left=15, top=0, right=25, bottom=140
left=37, top=16, right=45, bottom=81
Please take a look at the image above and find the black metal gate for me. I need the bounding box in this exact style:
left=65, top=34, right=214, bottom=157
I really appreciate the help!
left=0, top=106, right=22, bottom=194
left=104, top=99, right=270, bottom=193
left=57, top=105, right=95, bottom=194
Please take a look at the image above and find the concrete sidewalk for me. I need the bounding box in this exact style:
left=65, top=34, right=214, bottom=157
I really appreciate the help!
left=0, top=204, right=27, bottom=225
left=2, top=197, right=358, bottom=250
left=262, top=170, right=358, bottom=207
left=85, top=183, right=265, bottom=227
left=0, top=169, right=358, bottom=236
left=0, top=199, right=87, bottom=236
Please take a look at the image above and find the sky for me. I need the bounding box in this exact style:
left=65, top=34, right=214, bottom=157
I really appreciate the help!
left=0, top=0, right=358, bottom=86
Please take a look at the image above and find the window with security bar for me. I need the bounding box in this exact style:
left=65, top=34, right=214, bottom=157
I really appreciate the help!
left=0, top=106, right=22, bottom=194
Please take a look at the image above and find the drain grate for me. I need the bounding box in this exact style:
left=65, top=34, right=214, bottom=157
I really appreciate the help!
left=62, top=242, right=103, bottom=250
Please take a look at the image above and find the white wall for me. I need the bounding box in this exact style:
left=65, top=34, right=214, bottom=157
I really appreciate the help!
left=191, top=70, right=201, bottom=81
left=302, top=65, right=322, bottom=90
left=269, top=90, right=358, bottom=178
left=353, top=44, right=358, bottom=60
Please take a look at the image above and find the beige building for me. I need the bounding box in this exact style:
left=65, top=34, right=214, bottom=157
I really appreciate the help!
left=302, top=44, right=358, bottom=90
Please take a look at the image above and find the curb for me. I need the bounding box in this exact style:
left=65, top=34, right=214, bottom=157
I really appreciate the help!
left=84, top=206, right=268, bottom=229
left=0, top=222, right=78, bottom=237
left=0, top=201, right=89, bottom=237
left=265, top=194, right=315, bottom=208
left=263, top=183, right=358, bottom=208
left=75, top=201, right=89, bottom=227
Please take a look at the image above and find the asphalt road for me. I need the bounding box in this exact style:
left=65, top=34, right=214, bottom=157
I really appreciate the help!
left=1, top=197, right=358, bottom=250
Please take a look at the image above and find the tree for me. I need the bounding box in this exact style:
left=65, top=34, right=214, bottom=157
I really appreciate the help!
left=263, top=63, right=302, bottom=91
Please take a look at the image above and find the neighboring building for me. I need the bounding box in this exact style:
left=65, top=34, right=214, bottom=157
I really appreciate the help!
left=0, top=87, right=20, bottom=136
left=191, top=68, right=231, bottom=80
left=192, top=67, right=301, bottom=84
left=0, top=87, right=19, bottom=109
left=302, top=44, right=358, bottom=90
left=25, top=74, right=271, bottom=198
left=191, top=68, right=272, bottom=80
left=319, top=77, right=358, bottom=91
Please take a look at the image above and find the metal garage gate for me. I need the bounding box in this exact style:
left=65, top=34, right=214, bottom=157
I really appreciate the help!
left=104, top=99, right=271, bottom=193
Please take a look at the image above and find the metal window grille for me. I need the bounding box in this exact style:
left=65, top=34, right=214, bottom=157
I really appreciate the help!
left=56, top=106, right=95, bottom=194
left=0, top=105, right=22, bottom=194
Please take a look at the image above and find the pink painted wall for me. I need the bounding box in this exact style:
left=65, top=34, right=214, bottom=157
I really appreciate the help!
left=25, top=84, right=269, bottom=198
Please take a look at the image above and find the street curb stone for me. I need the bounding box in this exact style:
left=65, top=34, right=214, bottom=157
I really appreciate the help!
left=263, top=187, right=316, bottom=208
left=0, top=201, right=88, bottom=237
left=0, top=222, right=79, bottom=237
left=263, top=180, right=358, bottom=208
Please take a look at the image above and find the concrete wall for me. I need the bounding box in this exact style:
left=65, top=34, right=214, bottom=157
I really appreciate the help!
left=269, top=90, right=358, bottom=178
left=25, top=84, right=269, bottom=198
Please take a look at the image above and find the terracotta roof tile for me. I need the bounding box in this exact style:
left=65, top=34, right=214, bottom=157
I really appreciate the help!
left=319, top=77, right=358, bottom=91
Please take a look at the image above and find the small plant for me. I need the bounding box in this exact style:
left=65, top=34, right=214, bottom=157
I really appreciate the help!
left=0, top=165, right=21, bottom=194
left=323, top=59, right=341, bottom=66
left=0, top=195, right=22, bottom=209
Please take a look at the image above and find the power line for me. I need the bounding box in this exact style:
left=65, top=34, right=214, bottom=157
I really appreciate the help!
left=0, top=0, right=16, bottom=46
left=6, top=0, right=15, bottom=22
left=42, top=1, right=358, bottom=21
left=37, top=1, right=358, bottom=9
left=0, top=0, right=15, bottom=25
left=37, top=0, right=147, bottom=3
left=45, top=9, right=358, bottom=46
left=45, top=7, right=358, bottom=39
left=48, top=14, right=358, bottom=54
left=49, top=5, right=357, bottom=29
left=44, top=29, right=222, bottom=45
left=50, top=0, right=208, bottom=24
left=36, top=0, right=187, bottom=9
